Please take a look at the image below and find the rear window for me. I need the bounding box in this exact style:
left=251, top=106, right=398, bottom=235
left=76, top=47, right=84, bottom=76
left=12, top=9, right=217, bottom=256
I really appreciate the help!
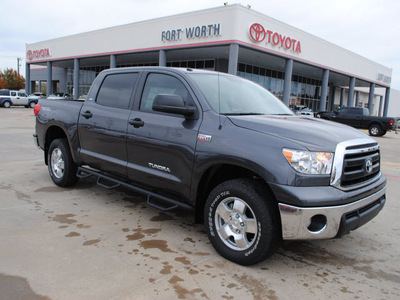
left=0, top=90, right=9, bottom=96
left=96, top=73, right=138, bottom=109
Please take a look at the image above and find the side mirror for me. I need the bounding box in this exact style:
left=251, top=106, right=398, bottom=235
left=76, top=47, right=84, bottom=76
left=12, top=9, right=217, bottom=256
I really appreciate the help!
left=152, top=94, right=197, bottom=118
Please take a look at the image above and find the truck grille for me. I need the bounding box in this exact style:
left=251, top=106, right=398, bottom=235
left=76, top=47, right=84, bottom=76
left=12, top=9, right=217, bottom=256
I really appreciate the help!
left=341, top=144, right=380, bottom=188
left=331, top=139, right=381, bottom=191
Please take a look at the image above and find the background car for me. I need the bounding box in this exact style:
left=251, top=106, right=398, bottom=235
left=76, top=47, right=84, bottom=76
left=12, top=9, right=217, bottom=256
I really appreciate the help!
left=289, top=104, right=314, bottom=116
left=0, top=89, right=38, bottom=108
left=47, top=93, right=72, bottom=100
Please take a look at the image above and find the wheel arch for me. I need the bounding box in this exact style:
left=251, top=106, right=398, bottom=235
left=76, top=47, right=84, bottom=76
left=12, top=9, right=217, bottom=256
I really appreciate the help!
left=194, top=163, right=278, bottom=224
left=44, top=126, right=70, bottom=165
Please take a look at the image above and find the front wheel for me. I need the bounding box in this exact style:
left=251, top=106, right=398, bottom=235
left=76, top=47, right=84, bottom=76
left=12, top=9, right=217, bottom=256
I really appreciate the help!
left=48, top=138, right=78, bottom=187
left=369, top=124, right=382, bottom=137
left=204, top=178, right=280, bottom=265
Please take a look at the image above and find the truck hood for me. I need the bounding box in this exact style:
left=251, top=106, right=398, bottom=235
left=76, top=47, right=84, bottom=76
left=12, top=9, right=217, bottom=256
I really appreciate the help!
left=228, top=115, right=371, bottom=152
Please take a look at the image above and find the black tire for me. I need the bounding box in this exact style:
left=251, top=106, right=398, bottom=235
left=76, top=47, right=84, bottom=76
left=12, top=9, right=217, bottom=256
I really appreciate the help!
left=204, top=178, right=280, bottom=265
left=29, top=102, right=36, bottom=108
left=47, top=138, right=79, bottom=187
left=3, top=101, right=11, bottom=108
left=369, top=124, right=382, bottom=137
left=380, top=130, right=387, bottom=137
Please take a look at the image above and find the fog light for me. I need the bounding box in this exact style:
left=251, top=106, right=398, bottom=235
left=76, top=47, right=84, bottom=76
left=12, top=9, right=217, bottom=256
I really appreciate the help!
left=307, top=215, right=327, bottom=233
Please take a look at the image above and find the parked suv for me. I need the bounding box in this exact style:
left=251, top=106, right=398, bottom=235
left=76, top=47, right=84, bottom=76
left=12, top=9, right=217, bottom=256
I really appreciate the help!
left=0, top=90, right=38, bottom=108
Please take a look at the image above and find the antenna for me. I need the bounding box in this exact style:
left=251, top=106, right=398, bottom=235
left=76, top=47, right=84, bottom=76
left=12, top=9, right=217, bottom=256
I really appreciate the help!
left=218, top=70, right=222, bottom=130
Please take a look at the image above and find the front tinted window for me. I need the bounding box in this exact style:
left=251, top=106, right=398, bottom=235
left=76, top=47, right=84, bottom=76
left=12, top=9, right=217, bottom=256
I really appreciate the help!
left=96, top=73, right=138, bottom=108
left=189, top=73, right=293, bottom=115
left=140, top=73, right=193, bottom=112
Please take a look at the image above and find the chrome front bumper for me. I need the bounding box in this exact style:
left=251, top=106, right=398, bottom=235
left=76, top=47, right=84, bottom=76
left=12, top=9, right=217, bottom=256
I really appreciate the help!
left=278, top=186, right=386, bottom=240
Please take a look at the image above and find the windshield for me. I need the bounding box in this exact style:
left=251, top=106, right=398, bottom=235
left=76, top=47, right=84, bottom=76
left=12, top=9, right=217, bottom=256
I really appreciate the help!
left=188, top=73, right=293, bottom=115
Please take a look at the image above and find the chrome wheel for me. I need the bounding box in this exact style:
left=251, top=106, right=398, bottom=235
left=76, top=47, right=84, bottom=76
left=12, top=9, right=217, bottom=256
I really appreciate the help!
left=51, top=148, right=65, bottom=179
left=215, top=197, right=258, bottom=251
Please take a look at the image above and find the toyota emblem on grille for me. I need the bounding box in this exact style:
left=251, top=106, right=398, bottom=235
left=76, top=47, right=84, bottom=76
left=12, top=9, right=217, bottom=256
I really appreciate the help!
left=365, top=158, right=373, bottom=174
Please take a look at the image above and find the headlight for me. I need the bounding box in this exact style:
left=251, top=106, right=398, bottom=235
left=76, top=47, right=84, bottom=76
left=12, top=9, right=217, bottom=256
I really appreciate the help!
left=283, top=148, right=333, bottom=175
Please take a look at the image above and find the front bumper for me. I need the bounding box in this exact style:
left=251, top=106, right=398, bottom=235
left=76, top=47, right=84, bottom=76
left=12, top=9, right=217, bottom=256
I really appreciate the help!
left=278, top=186, right=386, bottom=240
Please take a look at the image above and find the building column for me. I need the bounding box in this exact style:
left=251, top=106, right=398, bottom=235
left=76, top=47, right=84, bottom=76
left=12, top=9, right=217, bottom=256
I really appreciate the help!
left=38, top=80, right=42, bottom=93
left=347, top=77, right=355, bottom=107
left=159, top=50, right=167, bottom=67
left=228, top=43, right=239, bottom=75
left=329, top=86, right=336, bottom=111
left=368, top=83, right=375, bottom=114
left=319, top=69, right=329, bottom=112
left=379, top=96, right=384, bottom=117
left=47, top=61, right=52, bottom=96
left=25, top=64, right=31, bottom=95
left=282, top=59, right=293, bottom=106
left=383, top=87, right=390, bottom=117
left=110, top=54, right=117, bottom=68
left=355, top=91, right=360, bottom=107
left=340, top=88, right=345, bottom=107
left=73, top=58, right=80, bottom=100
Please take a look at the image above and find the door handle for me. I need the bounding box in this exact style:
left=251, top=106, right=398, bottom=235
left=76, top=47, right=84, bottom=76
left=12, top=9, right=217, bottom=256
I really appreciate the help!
left=81, top=111, right=93, bottom=119
left=129, top=118, right=144, bottom=128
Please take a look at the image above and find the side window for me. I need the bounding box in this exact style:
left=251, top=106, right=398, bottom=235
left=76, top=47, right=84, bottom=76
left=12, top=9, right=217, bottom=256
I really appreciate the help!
left=10, top=92, right=17, bottom=96
left=18, top=92, right=27, bottom=97
left=96, top=73, right=138, bottom=109
left=140, top=73, right=193, bottom=112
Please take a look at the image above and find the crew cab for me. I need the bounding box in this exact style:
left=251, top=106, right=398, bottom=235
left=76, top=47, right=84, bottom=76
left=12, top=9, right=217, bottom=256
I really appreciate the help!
left=33, top=67, right=386, bottom=265
left=0, top=89, right=39, bottom=108
left=317, top=107, right=398, bottom=136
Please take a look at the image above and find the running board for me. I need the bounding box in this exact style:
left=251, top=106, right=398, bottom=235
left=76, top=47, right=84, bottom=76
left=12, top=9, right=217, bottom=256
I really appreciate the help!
left=76, top=167, right=192, bottom=211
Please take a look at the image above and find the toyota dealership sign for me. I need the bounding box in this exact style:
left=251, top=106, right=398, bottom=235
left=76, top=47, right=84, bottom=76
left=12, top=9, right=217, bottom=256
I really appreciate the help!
left=26, top=48, right=51, bottom=61
left=249, top=23, right=302, bottom=54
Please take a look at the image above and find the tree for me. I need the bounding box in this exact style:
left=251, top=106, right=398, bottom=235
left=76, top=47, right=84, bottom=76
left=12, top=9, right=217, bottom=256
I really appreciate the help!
left=0, top=71, right=6, bottom=89
left=0, top=68, right=25, bottom=90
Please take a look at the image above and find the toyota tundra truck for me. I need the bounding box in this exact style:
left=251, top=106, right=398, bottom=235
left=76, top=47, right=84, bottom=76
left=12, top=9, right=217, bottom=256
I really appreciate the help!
left=33, top=67, right=386, bottom=265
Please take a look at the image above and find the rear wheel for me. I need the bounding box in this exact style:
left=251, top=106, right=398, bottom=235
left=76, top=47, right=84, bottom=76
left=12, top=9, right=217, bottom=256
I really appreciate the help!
left=204, top=178, right=280, bottom=265
left=369, top=124, right=382, bottom=137
left=48, top=138, right=78, bottom=187
left=3, top=101, right=11, bottom=108
left=29, top=102, right=36, bottom=108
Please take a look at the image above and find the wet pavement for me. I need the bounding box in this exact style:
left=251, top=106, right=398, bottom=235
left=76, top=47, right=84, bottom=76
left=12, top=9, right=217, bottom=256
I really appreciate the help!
left=1, top=108, right=399, bottom=299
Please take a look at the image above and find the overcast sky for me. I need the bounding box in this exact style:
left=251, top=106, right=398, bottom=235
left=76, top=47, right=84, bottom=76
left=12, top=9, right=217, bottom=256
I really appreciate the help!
left=1, top=0, right=399, bottom=90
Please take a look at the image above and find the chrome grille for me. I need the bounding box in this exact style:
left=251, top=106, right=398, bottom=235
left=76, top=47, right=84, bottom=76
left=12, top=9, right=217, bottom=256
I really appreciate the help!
left=341, top=147, right=380, bottom=188
left=331, top=139, right=381, bottom=191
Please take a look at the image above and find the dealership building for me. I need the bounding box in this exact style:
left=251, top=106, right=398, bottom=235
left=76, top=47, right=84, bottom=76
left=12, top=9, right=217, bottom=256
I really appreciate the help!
left=25, top=4, right=393, bottom=115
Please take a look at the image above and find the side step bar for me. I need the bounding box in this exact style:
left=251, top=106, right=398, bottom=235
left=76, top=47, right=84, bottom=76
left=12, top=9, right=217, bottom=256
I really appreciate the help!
left=76, top=167, right=192, bottom=211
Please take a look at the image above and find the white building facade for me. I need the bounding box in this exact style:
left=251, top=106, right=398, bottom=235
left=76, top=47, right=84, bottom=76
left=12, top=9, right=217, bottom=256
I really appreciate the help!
left=25, top=4, right=393, bottom=115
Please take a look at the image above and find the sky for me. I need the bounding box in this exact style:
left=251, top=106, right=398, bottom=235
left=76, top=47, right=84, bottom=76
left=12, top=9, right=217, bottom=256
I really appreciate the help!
left=1, top=0, right=399, bottom=90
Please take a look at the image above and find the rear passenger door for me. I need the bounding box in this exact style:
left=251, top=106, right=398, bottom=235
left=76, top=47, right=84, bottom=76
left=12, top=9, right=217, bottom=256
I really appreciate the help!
left=126, top=72, right=201, bottom=202
left=78, top=72, right=139, bottom=177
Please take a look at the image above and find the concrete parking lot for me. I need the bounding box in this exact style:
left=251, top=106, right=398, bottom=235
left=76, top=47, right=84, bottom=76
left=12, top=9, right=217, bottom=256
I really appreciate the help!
left=0, top=107, right=399, bottom=300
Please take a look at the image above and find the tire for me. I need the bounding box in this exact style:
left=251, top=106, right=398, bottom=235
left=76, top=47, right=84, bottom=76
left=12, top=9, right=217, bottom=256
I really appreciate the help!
left=48, top=138, right=79, bottom=187
left=380, top=130, right=387, bottom=137
left=3, top=101, right=11, bottom=108
left=369, top=124, right=382, bottom=137
left=29, top=102, right=36, bottom=108
left=204, top=178, right=280, bottom=265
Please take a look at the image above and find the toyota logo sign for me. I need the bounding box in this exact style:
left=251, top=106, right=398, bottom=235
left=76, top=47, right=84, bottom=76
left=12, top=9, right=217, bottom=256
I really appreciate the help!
left=249, top=23, right=266, bottom=42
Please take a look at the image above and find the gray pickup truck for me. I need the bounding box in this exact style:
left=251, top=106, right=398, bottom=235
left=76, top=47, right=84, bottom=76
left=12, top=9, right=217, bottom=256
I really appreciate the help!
left=33, top=67, right=386, bottom=265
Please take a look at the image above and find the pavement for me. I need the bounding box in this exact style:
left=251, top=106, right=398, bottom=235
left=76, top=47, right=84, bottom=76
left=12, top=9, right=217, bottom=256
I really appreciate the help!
left=0, top=107, right=399, bottom=300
